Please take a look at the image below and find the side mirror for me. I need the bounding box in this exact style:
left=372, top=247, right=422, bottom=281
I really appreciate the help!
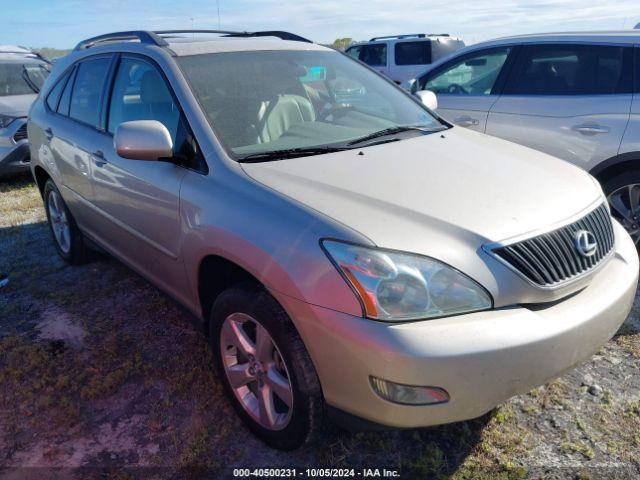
left=415, top=90, right=438, bottom=110
left=114, top=120, right=173, bottom=161
left=407, top=78, right=417, bottom=94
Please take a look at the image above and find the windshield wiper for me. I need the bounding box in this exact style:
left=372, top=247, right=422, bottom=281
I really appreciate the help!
left=346, top=125, right=446, bottom=146
left=237, top=146, right=351, bottom=163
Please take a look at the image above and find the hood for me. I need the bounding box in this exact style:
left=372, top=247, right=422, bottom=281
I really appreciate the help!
left=242, top=127, right=602, bottom=249
left=241, top=127, right=605, bottom=305
left=0, top=94, right=37, bottom=117
left=242, top=126, right=603, bottom=252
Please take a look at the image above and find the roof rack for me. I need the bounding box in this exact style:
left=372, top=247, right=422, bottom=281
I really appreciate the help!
left=369, top=34, right=425, bottom=41
left=155, top=29, right=311, bottom=43
left=74, top=31, right=170, bottom=51
left=223, top=30, right=312, bottom=43
left=369, top=33, right=450, bottom=41
left=74, top=29, right=312, bottom=51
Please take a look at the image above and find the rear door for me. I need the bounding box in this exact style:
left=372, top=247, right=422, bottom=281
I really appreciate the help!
left=487, top=43, right=634, bottom=171
left=43, top=55, right=113, bottom=226
left=88, top=54, right=201, bottom=298
left=391, top=40, right=432, bottom=85
left=417, top=46, right=516, bottom=132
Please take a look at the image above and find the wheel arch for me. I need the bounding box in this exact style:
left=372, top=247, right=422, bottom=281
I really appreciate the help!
left=197, top=254, right=266, bottom=336
left=590, top=152, right=640, bottom=185
left=33, top=165, right=52, bottom=196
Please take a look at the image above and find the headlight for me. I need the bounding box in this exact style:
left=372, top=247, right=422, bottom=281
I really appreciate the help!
left=322, top=240, right=492, bottom=321
left=0, top=115, right=17, bottom=129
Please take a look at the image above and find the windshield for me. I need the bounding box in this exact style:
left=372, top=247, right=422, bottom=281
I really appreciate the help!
left=0, top=62, right=49, bottom=96
left=178, top=50, right=443, bottom=159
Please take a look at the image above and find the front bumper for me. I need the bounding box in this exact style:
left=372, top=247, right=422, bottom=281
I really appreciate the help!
left=273, top=220, right=638, bottom=428
left=0, top=120, right=30, bottom=176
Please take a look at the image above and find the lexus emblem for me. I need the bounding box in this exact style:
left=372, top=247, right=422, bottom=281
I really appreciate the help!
left=574, top=230, right=598, bottom=257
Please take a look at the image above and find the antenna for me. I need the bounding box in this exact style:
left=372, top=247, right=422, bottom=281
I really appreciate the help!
left=217, top=0, right=221, bottom=29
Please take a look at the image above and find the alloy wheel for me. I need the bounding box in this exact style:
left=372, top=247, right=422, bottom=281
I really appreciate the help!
left=220, top=312, right=293, bottom=431
left=608, top=183, right=640, bottom=245
left=47, top=190, right=71, bottom=253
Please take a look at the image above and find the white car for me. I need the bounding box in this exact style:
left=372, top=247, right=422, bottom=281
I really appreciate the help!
left=346, top=34, right=464, bottom=85
left=409, top=31, right=640, bottom=245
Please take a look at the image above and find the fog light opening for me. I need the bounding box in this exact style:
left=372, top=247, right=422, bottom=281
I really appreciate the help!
left=370, top=377, right=450, bottom=406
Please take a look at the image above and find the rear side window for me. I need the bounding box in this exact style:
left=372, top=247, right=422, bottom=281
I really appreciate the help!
left=346, top=44, right=387, bottom=67
left=395, top=41, right=431, bottom=65
left=505, top=44, right=633, bottom=95
left=46, top=70, right=70, bottom=111
left=57, top=67, right=76, bottom=116
left=69, top=57, right=111, bottom=127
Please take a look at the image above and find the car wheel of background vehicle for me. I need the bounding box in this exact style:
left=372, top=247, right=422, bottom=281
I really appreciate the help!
left=43, top=179, right=88, bottom=264
left=210, top=284, right=324, bottom=450
left=601, top=170, right=640, bottom=248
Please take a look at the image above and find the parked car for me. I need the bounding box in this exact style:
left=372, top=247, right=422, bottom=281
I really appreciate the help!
left=0, top=45, right=49, bottom=177
left=29, top=29, right=637, bottom=450
left=345, top=34, right=464, bottom=85
left=409, top=31, right=640, bottom=245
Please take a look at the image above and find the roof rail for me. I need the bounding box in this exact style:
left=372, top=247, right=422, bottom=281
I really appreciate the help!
left=223, top=30, right=312, bottom=43
left=74, top=31, right=170, bottom=51
left=74, top=29, right=313, bottom=51
left=156, top=29, right=312, bottom=43
left=369, top=34, right=426, bottom=41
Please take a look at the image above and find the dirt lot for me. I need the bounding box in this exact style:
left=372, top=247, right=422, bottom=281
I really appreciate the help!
left=1, top=176, right=639, bottom=480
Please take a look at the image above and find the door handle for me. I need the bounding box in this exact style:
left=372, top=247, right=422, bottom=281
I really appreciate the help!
left=572, top=124, right=610, bottom=135
left=92, top=150, right=108, bottom=167
left=44, top=128, right=53, bottom=140
left=453, top=116, right=479, bottom=127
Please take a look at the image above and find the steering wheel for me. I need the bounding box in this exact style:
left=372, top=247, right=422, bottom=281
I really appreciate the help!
left=447, top=83, right=468, bottom=94
left=318, top=103, right=356, bottom=121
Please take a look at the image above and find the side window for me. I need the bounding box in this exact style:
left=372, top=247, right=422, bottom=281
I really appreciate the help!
left=57, top=67, right=76, bottom=116
left=46, top=70, right=70, bottom=111
left=395, top=41, right=431, bottom=66
left=345, top=46, right=360, bottom=60
left=69, top=57, right=111, bottom=127
left=353, top=44, right=387, bottom=67
left=422, top=47, right=511, bottom=95
left=108, top=58, right=180, bottom=138
left=505, top=44, right=633, bottom=95
left=108, top=57, right=201, bottom=167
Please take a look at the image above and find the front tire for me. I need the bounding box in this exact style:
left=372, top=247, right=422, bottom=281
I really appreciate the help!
left=210, top=284, right=323, bottom=450
left=43, top=179, right=88, bottom=264
left=601, top=170, right=640, bottom=248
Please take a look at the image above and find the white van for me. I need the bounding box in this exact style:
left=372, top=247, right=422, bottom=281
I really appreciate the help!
left=345, top=34, right=464, bottom=85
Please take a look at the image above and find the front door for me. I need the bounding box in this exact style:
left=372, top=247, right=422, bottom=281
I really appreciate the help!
left=486, top=43, right=634, bottom=171
left=418, top=46, right=516, bottom=132
left=89, top=55, right=190, bottom=299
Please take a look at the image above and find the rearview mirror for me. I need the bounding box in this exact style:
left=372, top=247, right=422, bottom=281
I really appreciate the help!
left=465, top=58, right=487, bottom=67
left=415, top=90, right=438, bottom=110
left=114, top=120, right=173, bottom=161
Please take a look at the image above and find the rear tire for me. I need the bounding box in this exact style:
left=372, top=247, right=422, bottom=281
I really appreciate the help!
left=43, top=179, right=88, bottom=264
left=209, top=284, right=324, bottom=450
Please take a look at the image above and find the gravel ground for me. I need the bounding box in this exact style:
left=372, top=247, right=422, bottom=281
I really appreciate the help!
left=1, top=176, right=639, bottom=480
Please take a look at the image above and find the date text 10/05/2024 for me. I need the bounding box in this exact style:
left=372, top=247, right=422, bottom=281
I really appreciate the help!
left=233, top=468, right=401, bottom=478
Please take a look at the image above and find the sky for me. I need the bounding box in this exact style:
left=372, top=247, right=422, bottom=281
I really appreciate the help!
left=2, top=0, right=639, bottom=49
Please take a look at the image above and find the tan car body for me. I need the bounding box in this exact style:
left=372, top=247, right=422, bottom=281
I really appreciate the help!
left=28, top=36, right=638, bottom=429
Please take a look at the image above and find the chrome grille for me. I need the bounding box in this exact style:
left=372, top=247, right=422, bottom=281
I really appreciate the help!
left=490, top=203, right=614, bottom=287
left=13, top=123, right=27, bottom=142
